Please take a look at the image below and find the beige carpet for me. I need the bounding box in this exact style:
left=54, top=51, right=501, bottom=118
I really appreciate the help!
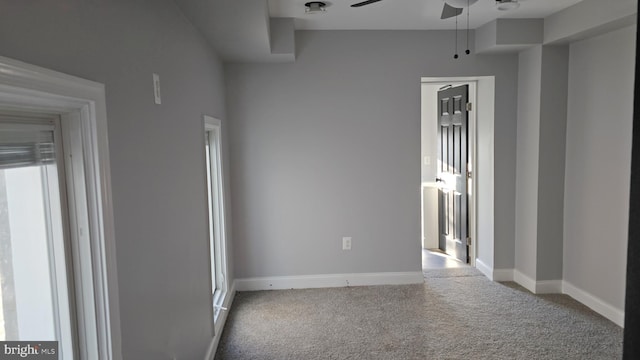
left=215, top=268, right=622, bottom=359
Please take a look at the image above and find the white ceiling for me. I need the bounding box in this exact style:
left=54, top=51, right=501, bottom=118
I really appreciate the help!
left=268, top=0, right=584, bottom=30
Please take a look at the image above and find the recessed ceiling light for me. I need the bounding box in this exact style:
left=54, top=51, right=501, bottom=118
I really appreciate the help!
left=496, top=0, right=520, bottom=11
left=305, top=1, right=328, bottom=14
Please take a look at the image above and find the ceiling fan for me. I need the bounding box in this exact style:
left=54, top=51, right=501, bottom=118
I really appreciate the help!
left=351, top=0, right=477, bottom=19
left=348, top=0, right=521, bottom=58
left=351, top=0, right=519, bottom=19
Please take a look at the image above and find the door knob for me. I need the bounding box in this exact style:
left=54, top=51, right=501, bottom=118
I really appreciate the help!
left=436, top=178, right=445, bottom=183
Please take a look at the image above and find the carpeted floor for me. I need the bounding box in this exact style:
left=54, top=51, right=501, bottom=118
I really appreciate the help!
left=215, top=268, right=622, bottom=359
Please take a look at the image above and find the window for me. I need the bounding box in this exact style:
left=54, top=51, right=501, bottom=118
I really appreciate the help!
left=204, top=116, right=229, bottom=328
left=0, top=55, right=121, bottom=360
left=0, top=116, right=75, bottom=357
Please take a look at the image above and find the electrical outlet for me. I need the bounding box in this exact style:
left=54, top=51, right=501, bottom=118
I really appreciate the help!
left=342, top=237, right=352, bottom=250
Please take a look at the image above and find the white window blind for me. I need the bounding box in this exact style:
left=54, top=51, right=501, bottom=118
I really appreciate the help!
left=0, top=125, right=55, bottom=169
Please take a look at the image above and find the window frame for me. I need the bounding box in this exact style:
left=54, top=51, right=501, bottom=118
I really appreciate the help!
left=0, top=115, right=77, bottom=357
left=203, top=115, right=229, bottom=329
left=0, top=55, right=121, bottom=359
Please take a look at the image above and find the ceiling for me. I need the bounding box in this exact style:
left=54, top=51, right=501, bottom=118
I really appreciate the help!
left=268, top=0, right=584, bottom=30
left=174, top=0, right=595, bottom=62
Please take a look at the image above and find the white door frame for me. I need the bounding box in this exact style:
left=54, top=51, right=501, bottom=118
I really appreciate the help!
left=421, top=76, right=496, bottom=269
left=0, top=56, right=122, bottom=359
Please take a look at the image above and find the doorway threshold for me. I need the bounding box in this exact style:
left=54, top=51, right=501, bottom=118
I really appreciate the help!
left=422, top=248, right=468, bottom=270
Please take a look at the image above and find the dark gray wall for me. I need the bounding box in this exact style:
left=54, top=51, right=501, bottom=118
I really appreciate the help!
left=226, top=30, right=519, bottom=278
left=623, top=15, right=640, bottom=359
left=0, top=1, right=229, bottom=358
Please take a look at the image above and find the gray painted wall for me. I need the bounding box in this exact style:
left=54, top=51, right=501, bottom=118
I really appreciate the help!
left=475, top=19, right=543, bottom=54
left=564, top=25, right=635, bottom=311
left=496, top=20, right=544, bottom=46
left=0, top=1, right=229, bottom=358
left=420, top=84, right=439, bottom=250
left=544, top=0, right=637, bottom=44
left=226, top=30, right=518, bottom=278
left=536, top=45, right=568, bottom=281
left=421, top=84, right=439, bottom=186
left=515, top=45, right=542, bottom=280
left=475, top=20, right=498, bottom=54
left=476, top=78, right=496, bottom=268
left=515, top=44, right=568, bottom=283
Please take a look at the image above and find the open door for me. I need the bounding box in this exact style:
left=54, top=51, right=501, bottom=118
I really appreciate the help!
left=437, top=85, right=469, bottom=263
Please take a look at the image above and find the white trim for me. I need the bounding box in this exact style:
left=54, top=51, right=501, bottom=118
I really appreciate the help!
left=535, top=280, right=563, bottom=294
left=420, top=80, right=477, bottom=264
left=203, top=115, right=230, bottom=322
left=474, top=263, right=562, bottom=294
left=235, top=272, right=425, bottom=291
left=0, top=55, right=121, bottom=359
left=204, top=115, right=221, bottom=129
left=204, top=281, right=236, bottom=360
left=513, top=270, right=537, bottom=293
left=475, top=258, right=494, bottom=280
left=512, top=270, right=563, bottom=294
left=421, top=77, right=493, bottom=269
left=562, top=281, right=625, bottom=327
left=486, top=266, right=621, bottom=326
left=468, top=82, right=477, bottom=267
left=474, top=259, right=515, bottom=282
left=492, top=268, right=515, bottom=282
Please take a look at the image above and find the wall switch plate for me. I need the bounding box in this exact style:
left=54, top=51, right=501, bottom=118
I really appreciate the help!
left=153, top=73, right=162, bottom=105
left=342, top=237, right=352, bottom=250
left=423, top=156, right=431, bottom=165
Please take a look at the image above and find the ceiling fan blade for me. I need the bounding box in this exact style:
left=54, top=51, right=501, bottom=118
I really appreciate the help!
left=441, top=3, right=463, bottom=19
left=351, top=0, right=383, bottom=7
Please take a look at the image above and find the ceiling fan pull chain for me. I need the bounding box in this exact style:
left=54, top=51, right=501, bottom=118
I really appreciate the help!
left=454, top=14, right=459, bottom=59
left=466, top=0, right=471, bottom=55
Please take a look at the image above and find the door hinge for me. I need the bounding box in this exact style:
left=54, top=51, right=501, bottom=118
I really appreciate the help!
left=466, top=237, right=472, bottom=246
left=467, top=170, right=472, bottom=179
left=466, top=102, right=472, bottom=111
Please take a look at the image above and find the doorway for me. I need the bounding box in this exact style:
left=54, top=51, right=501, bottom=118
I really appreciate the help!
left=437, top=84, right=470, bottom=263
left=421, top=78, right=483, bottom=271
left=422, top=249, right=469, bottom=270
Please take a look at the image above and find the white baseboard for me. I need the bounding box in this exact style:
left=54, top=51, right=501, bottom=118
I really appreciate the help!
left=503, top=271, right=623, bottom=326
left=492, top=268, right=515, bottom=282
left=562, top=281, right=625, bottom=327
left=512, top=270, right=562, bottom=294
left=474, top=259, right=514, bottom=282
left=535, top=279, right=563, bottom=294
left=473, top=263, right=563, bottom=294
left=234, top=271, right=425, bottom=291
left=513, top=270, right=537, bottom=293
left=475, top=258, right=494, bottom=280
left=204, top=281, right=237, bottom=360
left=493, top=269, right=514, bottom=281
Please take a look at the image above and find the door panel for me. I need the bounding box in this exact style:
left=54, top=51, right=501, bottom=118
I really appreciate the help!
left=437, top=85, right=469, bottom=263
